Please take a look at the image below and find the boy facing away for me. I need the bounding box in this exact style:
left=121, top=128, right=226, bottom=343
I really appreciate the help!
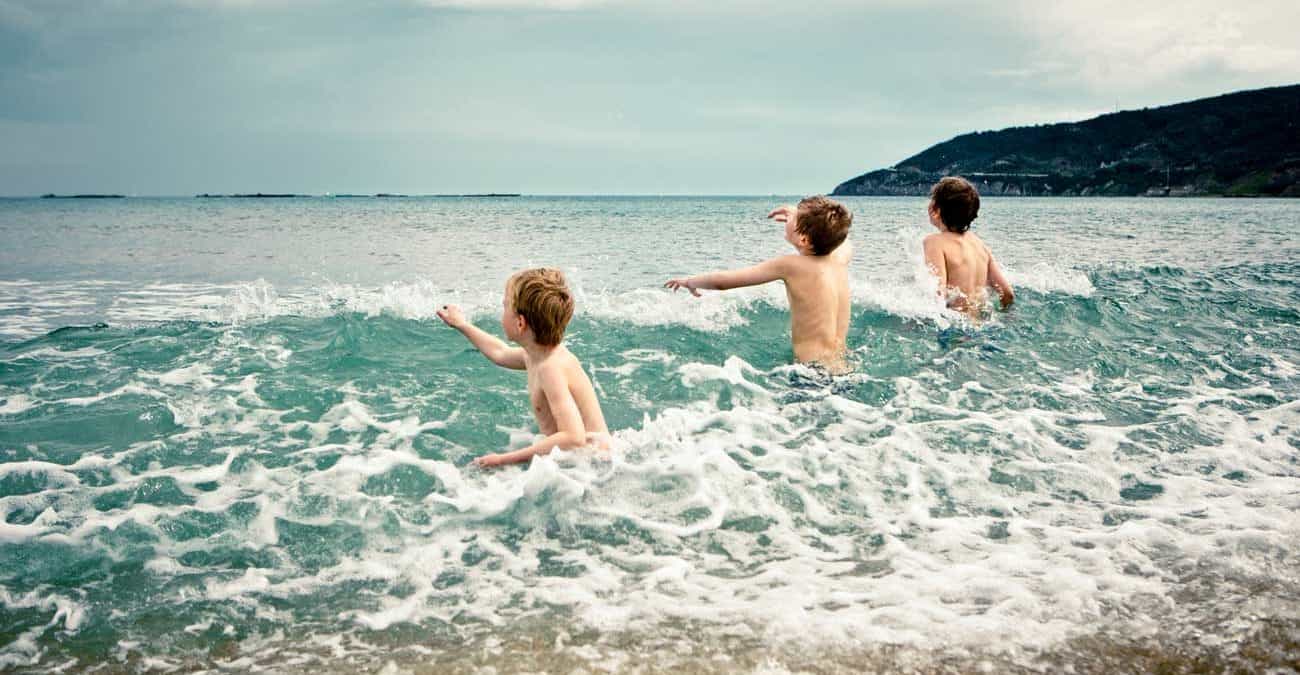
left=665, top=196, right=854, bottom=372
left=923, top=177, right=1014, bottom=317
left=436, top=268, right=609, bottom=467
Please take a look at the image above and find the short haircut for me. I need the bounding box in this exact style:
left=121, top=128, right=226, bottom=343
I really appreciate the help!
left=930, top=177, right=980, bottom=234
left=796, top=196, right=852, bottom=256
left=506, top=268, right=574, bottom=346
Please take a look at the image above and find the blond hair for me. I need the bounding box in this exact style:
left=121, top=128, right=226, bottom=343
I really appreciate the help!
left=506, top=268, right=574, bottom=346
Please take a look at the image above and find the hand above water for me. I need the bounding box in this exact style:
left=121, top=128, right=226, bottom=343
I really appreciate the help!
left=436, top=304, right=467, bottom=329
left=664, top=278, right=701, bottom=297
left=767, top=204, right=796, bottom=223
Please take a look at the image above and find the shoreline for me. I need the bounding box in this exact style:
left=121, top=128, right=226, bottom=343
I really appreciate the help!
left=21, top=616, right=1298, bottom=674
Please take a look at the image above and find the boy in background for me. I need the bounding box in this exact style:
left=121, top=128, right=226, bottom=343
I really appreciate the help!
left=923, top=177, right=1014, bottom=317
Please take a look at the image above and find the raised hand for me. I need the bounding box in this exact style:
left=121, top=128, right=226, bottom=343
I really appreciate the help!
left=664, top=278, right=702, bottom=297
left=435, top=304, right=467, bottom=328
left=767, top=204, right=797, bottom=223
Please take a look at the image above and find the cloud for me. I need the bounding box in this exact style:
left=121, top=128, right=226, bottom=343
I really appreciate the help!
left=1012, top=0, right=1300, bottom=90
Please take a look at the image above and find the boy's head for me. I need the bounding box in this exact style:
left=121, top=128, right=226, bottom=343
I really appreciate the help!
left=928, top=177, right=980, bottom=234
left=789, top=196, right=852, bottom=256
left=502, top=268, right=574, bottom=347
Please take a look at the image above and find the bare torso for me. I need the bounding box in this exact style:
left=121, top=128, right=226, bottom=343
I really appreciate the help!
left=782, top=243, right=852, bottom=371
left=526, top=346, right=608, bottom=437
left=926, top=232, right=991, bottom=315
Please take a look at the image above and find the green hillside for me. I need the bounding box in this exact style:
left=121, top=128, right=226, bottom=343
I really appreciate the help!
left=832, top=84, right=1300, bottom=197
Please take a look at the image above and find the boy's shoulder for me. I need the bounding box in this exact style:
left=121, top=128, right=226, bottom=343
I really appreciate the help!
left=961, top=232, right=992, bottom=254
left=922, top=233, right=947, bottom=256
left=535, top=345, right=582, bottom=375
left=758, top=253, right=807, bottom=275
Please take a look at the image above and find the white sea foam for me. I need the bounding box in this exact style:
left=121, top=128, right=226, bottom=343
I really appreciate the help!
left=0, top=258, right=1102, bottom=343
left=0, top=393, right=34, bottom=415
left=1, top=267, right=1296, bottom=672
left=42, top=350, right=1270, bottom=667
left=1006, top=262, right=1095, bottom=296
left=0, top=589, right=87, bottom=668
left=0, top=346, right=107, bottom=363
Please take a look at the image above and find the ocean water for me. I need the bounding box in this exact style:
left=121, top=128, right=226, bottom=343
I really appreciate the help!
left=0, top=196, right=1297, bottom=673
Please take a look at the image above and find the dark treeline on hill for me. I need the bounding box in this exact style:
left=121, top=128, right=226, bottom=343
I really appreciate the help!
left=832, top=84, right=1300, bottom=197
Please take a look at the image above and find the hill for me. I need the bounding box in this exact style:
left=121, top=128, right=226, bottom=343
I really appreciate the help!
left=831, top=84, right=1300, bottom=197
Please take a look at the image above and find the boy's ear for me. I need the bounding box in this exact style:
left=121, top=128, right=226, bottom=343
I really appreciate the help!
left=515, top=314, right=528, bottom=335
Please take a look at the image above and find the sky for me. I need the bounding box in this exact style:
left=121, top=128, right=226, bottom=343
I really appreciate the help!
left=1, top=0, right=1298, bottom=195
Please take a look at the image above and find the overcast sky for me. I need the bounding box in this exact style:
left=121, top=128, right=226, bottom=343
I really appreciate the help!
left=1, top=0, right=1297, bottom=195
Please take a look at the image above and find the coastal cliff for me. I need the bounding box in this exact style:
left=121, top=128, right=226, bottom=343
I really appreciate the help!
left=832, top=84, right=1300, bottom=197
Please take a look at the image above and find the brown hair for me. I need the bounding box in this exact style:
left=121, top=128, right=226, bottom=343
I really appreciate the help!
left=506, top=268, right=574, bottom=346
left=929, top=177, right=980, bottom=233
left=796, top=196, right=852, bottom=255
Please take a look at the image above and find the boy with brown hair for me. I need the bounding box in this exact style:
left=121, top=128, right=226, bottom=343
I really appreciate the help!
left=436, top=268, right=610, bottom=467
left=923, top=177, right=1014, bottom=317
left=665, top=196, right=854, bottom=372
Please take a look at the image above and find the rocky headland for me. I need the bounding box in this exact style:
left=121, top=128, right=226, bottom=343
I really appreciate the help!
left=832, top=84, right=1300, bottom=197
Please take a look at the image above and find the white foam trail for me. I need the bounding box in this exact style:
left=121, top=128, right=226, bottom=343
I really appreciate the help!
left=1006, top=262, right=1095, bottom=296
left=0, top=261, right=1097, bottom=341
left=0, top=346, right=107, bottom=363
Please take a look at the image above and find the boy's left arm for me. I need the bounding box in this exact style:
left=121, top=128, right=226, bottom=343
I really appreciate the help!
left=473, top=368, right=586, bottom=467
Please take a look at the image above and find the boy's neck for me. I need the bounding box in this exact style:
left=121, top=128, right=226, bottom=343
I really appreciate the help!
left=520, top=339, right=561, bottom=362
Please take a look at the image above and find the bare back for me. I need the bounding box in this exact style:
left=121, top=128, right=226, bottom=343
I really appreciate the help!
left=925, top=232, right=992, bottom=314
left=782, top=243, right=852, bottom=369
left=526, top=346, right=608, bottom=437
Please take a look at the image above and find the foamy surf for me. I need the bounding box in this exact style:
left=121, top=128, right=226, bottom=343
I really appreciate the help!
left=1, top=196, right=1298, bottom=673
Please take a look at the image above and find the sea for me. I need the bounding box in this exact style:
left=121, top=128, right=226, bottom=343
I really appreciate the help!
left=0, top=196, right=1297, bottom=673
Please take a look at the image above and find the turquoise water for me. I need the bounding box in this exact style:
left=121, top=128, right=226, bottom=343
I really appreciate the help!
left=0, top=196, right=1298, bottom=672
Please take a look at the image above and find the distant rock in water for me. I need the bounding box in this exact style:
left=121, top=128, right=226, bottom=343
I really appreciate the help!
left=196, top=193, right=306, bottom=198
left=41, top=194, right=124, bottom=199
left=832, top=84, right=1300, bottom=197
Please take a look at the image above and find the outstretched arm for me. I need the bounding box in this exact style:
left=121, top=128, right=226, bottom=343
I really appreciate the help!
left=665, top=256, right=790, bottom=296
left=923, top=236, right=947, bottom=297
left=987, top=255, right=1015, bottom=308
left=435, top=304, right=526, bottom=370
left=474, top=367, right=586, bottom=467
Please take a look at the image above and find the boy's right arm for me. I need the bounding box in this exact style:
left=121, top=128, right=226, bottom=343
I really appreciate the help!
left=665, top=256, right=791, bottom=296
left=922, top=235, right=947, bottom=296
left=435, top=304, right=526, bottom=370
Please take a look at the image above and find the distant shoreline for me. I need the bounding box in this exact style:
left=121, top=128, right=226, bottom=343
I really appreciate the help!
left=194, top=192, right=523, bottom=199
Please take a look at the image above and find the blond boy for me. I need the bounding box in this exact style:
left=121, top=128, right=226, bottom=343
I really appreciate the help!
left=436, top=268, right=609, bottom=467
left=922, top=177, right=1014, bottom=316
left=665, top=196, right=854, bottom=372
